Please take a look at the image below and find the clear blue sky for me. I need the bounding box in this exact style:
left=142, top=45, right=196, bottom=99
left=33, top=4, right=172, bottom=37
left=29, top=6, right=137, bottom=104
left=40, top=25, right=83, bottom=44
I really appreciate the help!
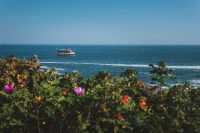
left=0, top=0, right=200, bottom=44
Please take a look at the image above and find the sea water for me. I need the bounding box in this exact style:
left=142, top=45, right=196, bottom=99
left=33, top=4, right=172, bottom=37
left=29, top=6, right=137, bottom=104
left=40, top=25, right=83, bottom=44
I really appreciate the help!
left=1, top=44, right=200, bottom=85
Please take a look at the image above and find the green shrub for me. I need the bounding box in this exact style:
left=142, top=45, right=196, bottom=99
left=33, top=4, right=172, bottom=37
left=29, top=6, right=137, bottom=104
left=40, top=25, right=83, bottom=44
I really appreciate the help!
left=0, top=56, right=199, bottom=133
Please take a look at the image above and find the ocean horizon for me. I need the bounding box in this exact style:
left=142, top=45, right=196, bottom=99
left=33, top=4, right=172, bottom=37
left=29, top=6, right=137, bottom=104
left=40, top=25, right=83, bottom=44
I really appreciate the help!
left=1, top=44, right=200, bottom=85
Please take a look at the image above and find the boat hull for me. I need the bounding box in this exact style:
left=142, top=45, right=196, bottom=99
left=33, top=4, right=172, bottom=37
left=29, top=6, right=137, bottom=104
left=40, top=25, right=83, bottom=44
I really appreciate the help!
left=57, top=48, right=75, bottom=56
left=58, top=52, right=75, bottom=56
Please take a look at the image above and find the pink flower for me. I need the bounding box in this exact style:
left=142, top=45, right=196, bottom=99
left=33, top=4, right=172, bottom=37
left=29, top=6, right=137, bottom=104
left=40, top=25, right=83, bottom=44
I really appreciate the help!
left=4, top=83, right=15, bottom=92
left=73, top=87, right=85, bottom=95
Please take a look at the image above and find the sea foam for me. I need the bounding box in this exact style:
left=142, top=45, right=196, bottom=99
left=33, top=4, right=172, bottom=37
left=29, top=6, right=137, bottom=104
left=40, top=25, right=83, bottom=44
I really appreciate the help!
left=41, top=62, right=200, bottom=70
left=189, top=79, right=200, bottom=84
left=41, top=65, right=65, bottom=71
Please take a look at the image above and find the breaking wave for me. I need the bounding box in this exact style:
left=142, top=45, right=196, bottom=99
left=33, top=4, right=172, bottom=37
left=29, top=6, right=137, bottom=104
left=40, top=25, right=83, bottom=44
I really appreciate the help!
left=41, top=65, right=65, bottom=71
left=41, top=62, right=200, bottom=70
left=189, top=80, right=200, bottom=84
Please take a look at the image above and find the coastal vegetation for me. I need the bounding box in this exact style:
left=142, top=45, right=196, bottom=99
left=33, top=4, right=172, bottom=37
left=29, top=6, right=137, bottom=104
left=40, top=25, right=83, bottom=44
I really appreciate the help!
left=0, top=56, right=199, bottom=133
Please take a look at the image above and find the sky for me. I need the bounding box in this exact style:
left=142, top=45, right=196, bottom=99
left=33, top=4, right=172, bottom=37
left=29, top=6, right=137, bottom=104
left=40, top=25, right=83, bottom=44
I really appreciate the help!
left=0, top=0, right=200, bottom=45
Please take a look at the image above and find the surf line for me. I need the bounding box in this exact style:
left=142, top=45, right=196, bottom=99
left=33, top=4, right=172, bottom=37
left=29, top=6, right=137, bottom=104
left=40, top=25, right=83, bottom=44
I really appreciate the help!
left=41, top=62, right=200, bottom=70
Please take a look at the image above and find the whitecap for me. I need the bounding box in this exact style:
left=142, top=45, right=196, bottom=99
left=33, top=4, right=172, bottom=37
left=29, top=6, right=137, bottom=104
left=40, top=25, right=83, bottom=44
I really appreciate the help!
left=55, top=68, right=65, bottom=71
left=40, top=65, right=64, bottom=71
left=189, top=79, right=200, bottom=84
left=40, top=66, right=49, bottom=69
left=41, top=61, right=200, bottom=70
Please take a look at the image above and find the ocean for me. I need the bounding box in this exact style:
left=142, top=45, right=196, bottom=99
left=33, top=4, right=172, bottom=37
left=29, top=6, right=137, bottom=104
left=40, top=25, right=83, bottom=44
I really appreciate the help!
left=1, top=44, right=200, bottom=85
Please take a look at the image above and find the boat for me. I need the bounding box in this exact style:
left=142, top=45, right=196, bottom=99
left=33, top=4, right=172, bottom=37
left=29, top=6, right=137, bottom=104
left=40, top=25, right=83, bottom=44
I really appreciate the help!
left=57, top=48, right=75, bottom=56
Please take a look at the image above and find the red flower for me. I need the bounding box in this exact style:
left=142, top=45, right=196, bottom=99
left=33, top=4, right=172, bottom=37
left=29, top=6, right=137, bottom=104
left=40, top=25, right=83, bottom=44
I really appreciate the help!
left=62, top=90, right=68, bottom=96
left=122, top=95, right=128, bottom=103
left=139, top=97, right=147, bottom=107
left=116, top=112, right=123, bottom=120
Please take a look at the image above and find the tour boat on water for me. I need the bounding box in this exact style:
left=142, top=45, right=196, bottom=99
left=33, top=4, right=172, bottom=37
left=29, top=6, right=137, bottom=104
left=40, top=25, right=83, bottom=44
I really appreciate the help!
left=57, top=48, right=75, bottom=56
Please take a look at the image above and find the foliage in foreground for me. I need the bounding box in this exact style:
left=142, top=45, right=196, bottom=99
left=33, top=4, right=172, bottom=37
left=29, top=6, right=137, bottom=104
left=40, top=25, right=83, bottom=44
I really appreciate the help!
left=0, top=56, right=200, bottom=133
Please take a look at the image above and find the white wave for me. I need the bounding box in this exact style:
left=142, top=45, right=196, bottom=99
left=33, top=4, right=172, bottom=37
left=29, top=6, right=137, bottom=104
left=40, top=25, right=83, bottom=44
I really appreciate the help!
left=41, top=61, right=149, bottom=67
left=41, top=61, right=200, bottom=70
left=189, top=79, right=200, bottom=84
left=55, top=68, right=65, bottom=71
left=40, top=66, right=49, bottom=69
left=40, top=65, right=64, bottom=71
left=168, top=66, right=200, bottom=69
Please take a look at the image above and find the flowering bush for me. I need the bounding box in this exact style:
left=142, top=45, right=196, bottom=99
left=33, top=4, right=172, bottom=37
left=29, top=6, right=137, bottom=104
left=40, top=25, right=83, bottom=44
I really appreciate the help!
left=0, top=56, right=199, bottom=132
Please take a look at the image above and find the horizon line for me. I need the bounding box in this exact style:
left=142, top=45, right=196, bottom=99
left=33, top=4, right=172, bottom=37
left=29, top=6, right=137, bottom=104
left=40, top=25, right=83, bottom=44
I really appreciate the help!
left=1, top=43, right=200, bottom=46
